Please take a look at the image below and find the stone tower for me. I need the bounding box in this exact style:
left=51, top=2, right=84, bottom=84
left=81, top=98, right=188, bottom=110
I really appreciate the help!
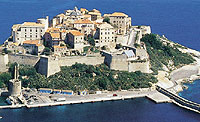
left=8, top=64, right=21, bottom=97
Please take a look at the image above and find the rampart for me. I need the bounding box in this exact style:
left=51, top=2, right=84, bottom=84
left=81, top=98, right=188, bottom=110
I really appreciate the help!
left=8, top=54, right=40, bottom=66
left=0, top=54, right=9, bottom=72
left=37, top=56, right=105, bottom=77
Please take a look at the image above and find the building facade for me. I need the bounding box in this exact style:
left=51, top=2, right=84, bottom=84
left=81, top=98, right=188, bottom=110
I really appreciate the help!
left=104, top=12, right=131, bottom=35
left=73, top=19, right=94, bottom=35
left=65, top=30, right=84, bottom=52
left=12, top=16, right=48, bottom=44
left=94, top=22, right=116, bottom=48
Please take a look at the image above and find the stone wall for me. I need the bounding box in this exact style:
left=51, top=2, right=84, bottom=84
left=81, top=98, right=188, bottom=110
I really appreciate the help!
left=0, top=54, right=9, bottom=72
left=103, top=52, right=150, bottom=73
left=8, top=54, right=40, bottom=66
left=129, top=60, right=150, bottom=73
left=37, top=56, right=105, bottom=77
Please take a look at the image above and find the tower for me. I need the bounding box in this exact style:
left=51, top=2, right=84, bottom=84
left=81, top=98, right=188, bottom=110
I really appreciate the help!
left=8, top=64, right=21, bottom=97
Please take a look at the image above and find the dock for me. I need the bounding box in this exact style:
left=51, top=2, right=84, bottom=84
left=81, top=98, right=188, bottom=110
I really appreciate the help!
left=146, top=91, right=172, bottom=103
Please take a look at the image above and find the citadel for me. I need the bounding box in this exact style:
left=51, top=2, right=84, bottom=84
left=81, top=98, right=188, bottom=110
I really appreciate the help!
left=0, top=7, right=151, bottom=77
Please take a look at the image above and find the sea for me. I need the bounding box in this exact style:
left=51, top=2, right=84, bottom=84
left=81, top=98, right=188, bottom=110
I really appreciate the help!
left=0, top=0, right=200, bottom=121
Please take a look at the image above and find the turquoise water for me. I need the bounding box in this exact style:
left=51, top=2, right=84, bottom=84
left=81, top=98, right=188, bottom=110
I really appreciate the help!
left=179, top=80, right=200, bottom=104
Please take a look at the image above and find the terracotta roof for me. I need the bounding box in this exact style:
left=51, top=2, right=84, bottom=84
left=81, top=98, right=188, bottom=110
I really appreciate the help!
left=69, top=30, right=84, bottom=36
left=83, top=14, right=91, bottom=18
left=60, top=29, right=67, bottom=33
left=12, top=24, right=21, bottom=30
left=23, top=40, right=42, bottom=47
left=46, top=27, right=60, bottom=33
left=111, top=12, right=127, bottom=17
left=80, top=8, right=87, bottom=12
left=22, top=22, right=45, bottom=27
left=53, top=46, right=67, bottom=49
left=51, top=33, right=60, bottom=39
left=74, top=19, right=93, bottom=24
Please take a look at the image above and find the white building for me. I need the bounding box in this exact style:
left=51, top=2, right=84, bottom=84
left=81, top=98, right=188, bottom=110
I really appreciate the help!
left=73, top=19, right=94, bottom=35
left=65, top=30, right=84, bottom=52
left=23, top=40, right=44, bottom=54
left=94, top=22, right=116, bottom=48
left=12, top=16, right=49, bottom=44
left=104, top=12, right=131, bottom=35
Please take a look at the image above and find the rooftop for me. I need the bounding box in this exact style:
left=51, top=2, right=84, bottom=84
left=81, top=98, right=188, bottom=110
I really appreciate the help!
left=53, top=46, right=67, bottom=49
left=46, top=27, right=60, bottom=33
left=22, top=22, right=45, bottom=27
left=51, top=33, right=60, bottom=39
left=74, top=19, right=93, bottom=24
left=69, top=30, right=84, bottom=36
left=23, top=40, right=42, bottom=46
left=105, top=12, right=128, bottom=17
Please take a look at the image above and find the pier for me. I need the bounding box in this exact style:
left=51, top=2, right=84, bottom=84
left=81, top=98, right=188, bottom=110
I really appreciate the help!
left=156, top=85, right=200, bottom=114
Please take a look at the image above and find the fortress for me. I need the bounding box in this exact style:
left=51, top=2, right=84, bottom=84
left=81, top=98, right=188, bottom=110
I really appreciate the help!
left=0, top=7, right=153, bottom=77
left=0, top=44, right=150, bottom=77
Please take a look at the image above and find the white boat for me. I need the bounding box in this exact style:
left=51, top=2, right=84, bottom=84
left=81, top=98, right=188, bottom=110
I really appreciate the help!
left=0, top=116, right=2, bottom=119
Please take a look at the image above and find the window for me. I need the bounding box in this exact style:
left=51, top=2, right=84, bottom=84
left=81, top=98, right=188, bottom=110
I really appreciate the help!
left=36, top=29, right=37, bottom=32
left=105, top=32, right=107, bottom=34
left=30, top=29, right=32, bottom=32
left=41, top=30, right=42, bottom=32
left=25, top=29, right=26, bottom=32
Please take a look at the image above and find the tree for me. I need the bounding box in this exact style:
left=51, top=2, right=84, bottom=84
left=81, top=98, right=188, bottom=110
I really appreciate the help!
left=115, top=44, right=122, bottom=49
left=88, top=37, right=95, bottom=46
left=43, top=47, right=51, bottom=56
left=0, top=72, right=12, bottom=87
left=103, top=17, right=110, bottom=24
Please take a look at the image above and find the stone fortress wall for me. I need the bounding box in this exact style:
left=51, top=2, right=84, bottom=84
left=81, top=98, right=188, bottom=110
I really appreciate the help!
left=37, top=56, right=105, bottom=77
left=0, top=54, right=9, bottom=72
left=8, top=54, right=40, bottom=66
left=0, top=50, right=150, bottom=77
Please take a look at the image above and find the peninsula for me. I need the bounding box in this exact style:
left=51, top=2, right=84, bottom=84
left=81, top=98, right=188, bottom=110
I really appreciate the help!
left=0, top=7, right=200, bottom=113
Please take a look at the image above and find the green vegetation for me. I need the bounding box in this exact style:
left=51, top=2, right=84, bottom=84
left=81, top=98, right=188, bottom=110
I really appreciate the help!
left=88, top=37, right=95, bottom=46
left=103, top=17, right=110, bottom=24
left=0, top=72, right=12, bottom=88
left=2, top=48, right=11, bottom=54
left=43, top=47, right=51, bottom=56
left=3, top=63, right=157, bottom=91
left=141, top=34, right=195, bottom=74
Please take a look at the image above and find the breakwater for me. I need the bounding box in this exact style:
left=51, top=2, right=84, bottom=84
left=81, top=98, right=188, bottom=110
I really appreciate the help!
left=156, top=85, right=200, bottom=113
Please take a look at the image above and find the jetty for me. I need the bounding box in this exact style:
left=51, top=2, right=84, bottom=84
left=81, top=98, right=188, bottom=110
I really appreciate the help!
left=156, top=85, right=200, bottom=114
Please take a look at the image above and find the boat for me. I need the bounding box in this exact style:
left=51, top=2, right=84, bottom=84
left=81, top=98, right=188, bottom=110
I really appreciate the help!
left=0, top=116, right=2, bottom=119
left=6, top=98, right=12, bottom=105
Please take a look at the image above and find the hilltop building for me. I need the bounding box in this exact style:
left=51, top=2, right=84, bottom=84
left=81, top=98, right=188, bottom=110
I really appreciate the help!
left=44, top=27, right=66, bottom=47
left=73, top=19, right=95, bottom=35
left=104, top=12, right=131, bottom=35
left=23, top=40, right=44, bottom=54
left=12, top=16, right=49, bottom=44
left=65, top=30, right=85, bottom=52
left=88, top=9, right=102, bottom=21
left=94, top=22, right=116, bottom=48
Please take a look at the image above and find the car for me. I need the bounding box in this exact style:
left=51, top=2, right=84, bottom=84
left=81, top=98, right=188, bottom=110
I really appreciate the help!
left=113, top=94, right=117, bottom=96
